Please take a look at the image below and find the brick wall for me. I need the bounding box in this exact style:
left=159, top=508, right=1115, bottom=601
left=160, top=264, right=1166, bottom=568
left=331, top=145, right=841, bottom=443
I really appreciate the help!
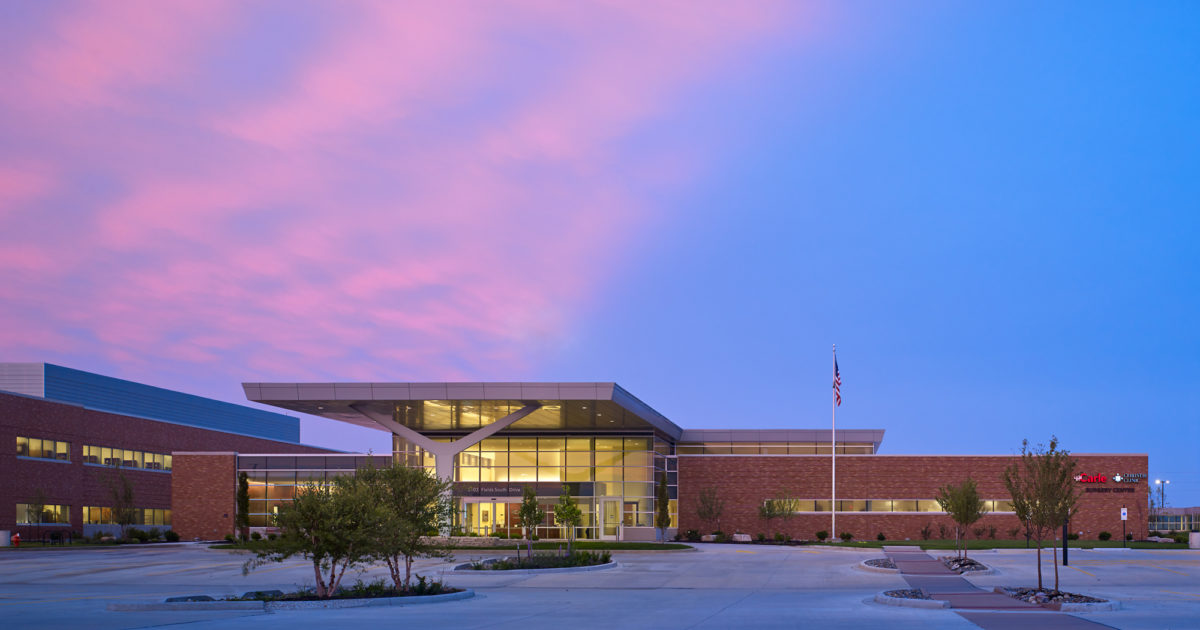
left=0, top=391, right=329, bottom=533
left=678, top=454, right=1149, bottom=541
left=171, top=453, right=236, bottom=540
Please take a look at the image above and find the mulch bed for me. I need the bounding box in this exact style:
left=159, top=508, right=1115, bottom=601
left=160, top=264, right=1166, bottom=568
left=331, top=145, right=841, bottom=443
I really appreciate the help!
left=1001, top=587, right=1107, bottom=604
left=884, top=589, right=929, bottom=600
left=865, top=558, right=897, bottom=569
left=940, top=556, right=988, bottom=573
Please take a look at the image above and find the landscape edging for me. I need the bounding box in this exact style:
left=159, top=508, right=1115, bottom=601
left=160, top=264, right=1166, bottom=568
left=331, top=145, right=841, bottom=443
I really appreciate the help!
left=873, top=591, right=949, bottom=609
left=453, top=559, right=618, bottom=574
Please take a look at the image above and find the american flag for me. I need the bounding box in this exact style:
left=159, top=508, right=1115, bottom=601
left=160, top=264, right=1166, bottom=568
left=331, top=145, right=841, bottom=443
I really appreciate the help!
left=833, top=357, right=842, bottom=406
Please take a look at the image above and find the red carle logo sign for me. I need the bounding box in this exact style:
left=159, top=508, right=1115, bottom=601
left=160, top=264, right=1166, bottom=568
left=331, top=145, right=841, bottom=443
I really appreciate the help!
left=1074, top=474, right=1107, bottom=483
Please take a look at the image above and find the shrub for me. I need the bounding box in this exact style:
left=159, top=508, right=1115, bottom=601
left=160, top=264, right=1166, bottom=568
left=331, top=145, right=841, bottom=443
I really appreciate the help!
left=1171, top=532, right=1188, bottom=544
left=147, top=528, right=162, bottom=541
left=876, top=532, right=886, bottom=541
left=839, top=532, right=853, bottom=542
left=267, top=533, right=277, bottom=541
left=251, top=531, right=262, bottom=541
left=1125, top=533, right=1133, bottom=541
left=756, top=533, right=766, bottom=542
left=1007, top=527, right=1021, bottom=539
left=988, top=526, right=997, bottom=539
left=973, top=527, right=986, bottom=538
left=224, top=533, right=236, bottom=543
left=164, top=530, right=180, bottom=542
left=816, top=530, right=829, bottom=542
left=495, top=531, right=508, bottom=539
left=919, top=523, right=933, bottom=541
left=714, top=532, right=730, bottom=543
left=1098, top=531, right=1112, bottom=541
left=684, top=529, right=701, bottom=542
left=938, top=523, right=949, bottom=539
left=127, top=528, right=150, bottom=543
left=1067, top=533, right=1079, bottom=540
left=774, top=532, right=787, bottom=542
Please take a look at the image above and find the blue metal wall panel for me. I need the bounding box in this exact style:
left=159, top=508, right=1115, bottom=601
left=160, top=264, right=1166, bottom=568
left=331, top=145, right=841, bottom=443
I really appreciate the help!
left=41, top=364, right=299, bottom=443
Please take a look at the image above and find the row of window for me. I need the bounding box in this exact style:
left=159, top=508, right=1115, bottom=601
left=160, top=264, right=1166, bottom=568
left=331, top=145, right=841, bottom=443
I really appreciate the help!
left=15, top=503, right=70, bottom=524
left=15, top=504, right=174, bottom=525
left=15, top=436, right=71, bottom=461
left=763, top=499, right=1016, bottom=513
left=678, top=442, right=876, bottom=455
left=82, top=446, right=173, bottom=471
left=82, top=506, right=172, bottom=526
left=15, top=437, right=173, bottom=471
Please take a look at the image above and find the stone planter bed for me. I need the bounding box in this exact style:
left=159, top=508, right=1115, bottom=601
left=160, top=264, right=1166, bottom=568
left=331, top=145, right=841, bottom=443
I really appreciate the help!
left=454, top=555, right=617, bottom=574
left=995, top=586, right=1117, bottom=611
left=108, top=589, right=474, bottom=611
left=940, top=556, right=991, bottom=573
left=873, top=589, right=949, bottom=609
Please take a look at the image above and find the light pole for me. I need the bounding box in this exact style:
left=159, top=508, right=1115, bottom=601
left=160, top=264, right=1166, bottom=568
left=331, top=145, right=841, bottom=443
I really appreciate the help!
left=1154, top=479, right=1170, bottom=512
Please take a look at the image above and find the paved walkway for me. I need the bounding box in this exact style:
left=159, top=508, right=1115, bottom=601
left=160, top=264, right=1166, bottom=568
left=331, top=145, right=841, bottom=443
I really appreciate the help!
left=881, top=546, right=1115, bottom=630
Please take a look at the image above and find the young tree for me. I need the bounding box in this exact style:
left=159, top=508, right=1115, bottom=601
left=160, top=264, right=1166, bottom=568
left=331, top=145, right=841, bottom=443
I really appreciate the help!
left=26, top=488, right=48, bottom=539
left=758, top=497, right=786, bottom=533
left=554, top=484, right=583, bottom=554
left=655, top=472, right=672, bottom=543
left=359, top=464, right=454, bottom=590
left=245, top=476, right=387, bottom=598
left=696, top=487, right=725, bottom=534
left=1003, top=436, right=1080, bottom=592
left=935, top=478, right=988, bottom=560
left=236, top=472, right=251, bottom=541
left=104, top=465, right=137, bottom=540
left=516, top=485, right=545, bottom=561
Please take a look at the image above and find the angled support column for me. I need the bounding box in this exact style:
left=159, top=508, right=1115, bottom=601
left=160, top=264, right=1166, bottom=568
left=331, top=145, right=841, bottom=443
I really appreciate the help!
left=349, top=401, right=542, bottom=482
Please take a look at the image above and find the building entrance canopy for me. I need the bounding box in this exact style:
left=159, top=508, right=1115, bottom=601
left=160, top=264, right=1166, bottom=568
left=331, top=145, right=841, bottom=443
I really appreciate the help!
left=242, top=382, right=682, bottom=439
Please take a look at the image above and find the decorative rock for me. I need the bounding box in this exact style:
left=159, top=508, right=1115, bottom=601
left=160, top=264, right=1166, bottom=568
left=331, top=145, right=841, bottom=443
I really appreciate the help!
left=732, top=533, right=752, bottom=542
left=241, top=590, right=285, bottom=600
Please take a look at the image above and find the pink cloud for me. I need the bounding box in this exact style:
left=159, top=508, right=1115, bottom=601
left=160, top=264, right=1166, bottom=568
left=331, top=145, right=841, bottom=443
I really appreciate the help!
left=0, top=1, right=805, bottom=391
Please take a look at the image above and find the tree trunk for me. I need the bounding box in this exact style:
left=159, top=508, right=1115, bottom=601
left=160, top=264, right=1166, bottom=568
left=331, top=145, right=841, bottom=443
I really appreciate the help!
left=1052, top=543, right=1060, bottom=592
left=963, top=526, right=969, bottom=561
left=405, top=555, right=414, bottom=589
left=312, top=560, right=328, bottom=598
left=1034, top=535, right=1043, bottom=591
left=385, top=556, right=402, bottom=590
left=526, top=527, right=533, bottom=560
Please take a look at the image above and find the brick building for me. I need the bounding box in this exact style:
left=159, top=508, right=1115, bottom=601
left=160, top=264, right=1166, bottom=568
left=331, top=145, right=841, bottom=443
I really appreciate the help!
left=0, top=364, right=329, bottom=539
left=170, top=381, right=1150, bottom=543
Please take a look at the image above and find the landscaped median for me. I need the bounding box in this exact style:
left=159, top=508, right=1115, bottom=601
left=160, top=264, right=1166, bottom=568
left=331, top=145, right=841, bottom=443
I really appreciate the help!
left=455, top=549, right=616, bottom=573
left=107, top=581, right=475, bottom=612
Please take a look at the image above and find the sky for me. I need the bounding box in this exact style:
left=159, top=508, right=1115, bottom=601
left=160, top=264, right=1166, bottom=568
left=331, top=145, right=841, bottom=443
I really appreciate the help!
left=1, top=1, right=1197, bottom=506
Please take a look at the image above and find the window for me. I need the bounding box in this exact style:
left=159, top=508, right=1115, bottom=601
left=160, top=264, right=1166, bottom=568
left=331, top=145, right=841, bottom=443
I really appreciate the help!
left=82, top=445, right=172, bottom=472
left=17, top=503, right=69, bottom=524
left=83, top=506, right=172, bottom=526
left=771, top=498, right=1017, bottom=513
left=16, top=436, right=70, bottom=462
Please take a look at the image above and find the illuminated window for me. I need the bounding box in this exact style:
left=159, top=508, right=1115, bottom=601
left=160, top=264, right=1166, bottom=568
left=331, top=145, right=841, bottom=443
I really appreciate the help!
left=16, top=436, right=70, bottom=462
left=82, top=445, right=172, bottom=472
left=17, top=503, right=69, bottom=524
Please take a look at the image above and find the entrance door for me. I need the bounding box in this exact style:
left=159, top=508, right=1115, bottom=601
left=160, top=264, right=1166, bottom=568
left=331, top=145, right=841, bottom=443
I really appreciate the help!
left=600, top=499, right=620, bottom=540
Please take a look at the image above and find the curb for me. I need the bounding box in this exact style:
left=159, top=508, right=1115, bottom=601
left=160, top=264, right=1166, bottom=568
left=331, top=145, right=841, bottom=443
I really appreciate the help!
left=990, top=587, right=1119, bottom=612
left=108, top=601, right=266, bottom=611
left=266, top=589, right=474, bottom=610
left=107, top=590, right=475, bottom=612
left=873, top=591, right=949, bottom=609
left=453, top=559, right=618, bottom=574
left=857, top=559, right=899, bottom=574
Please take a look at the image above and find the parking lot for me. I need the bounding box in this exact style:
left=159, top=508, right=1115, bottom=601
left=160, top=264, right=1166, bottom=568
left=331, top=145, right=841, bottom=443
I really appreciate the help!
left=0, top=543, right=1196, bottom=629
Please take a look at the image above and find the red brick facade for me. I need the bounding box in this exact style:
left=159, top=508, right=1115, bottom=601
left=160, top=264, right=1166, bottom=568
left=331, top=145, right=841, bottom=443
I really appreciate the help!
left=678, top=454, right=1149, bottom=541
left=0, top=391, right=327, bottom=534
left=171, top=453, right=237, bottom=540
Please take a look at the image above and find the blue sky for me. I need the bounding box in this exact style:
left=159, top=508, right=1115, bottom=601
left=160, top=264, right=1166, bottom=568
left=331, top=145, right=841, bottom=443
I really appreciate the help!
left=3, top=2, right=1196, bottom=505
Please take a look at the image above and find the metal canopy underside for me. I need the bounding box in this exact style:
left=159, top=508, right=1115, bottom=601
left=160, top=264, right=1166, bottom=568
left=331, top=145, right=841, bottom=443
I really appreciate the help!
left=242, top=381, right=683, bottom=439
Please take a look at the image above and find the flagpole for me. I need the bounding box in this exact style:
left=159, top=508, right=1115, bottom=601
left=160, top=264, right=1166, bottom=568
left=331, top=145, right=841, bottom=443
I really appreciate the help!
left=831, top=344, right=836, bottom=538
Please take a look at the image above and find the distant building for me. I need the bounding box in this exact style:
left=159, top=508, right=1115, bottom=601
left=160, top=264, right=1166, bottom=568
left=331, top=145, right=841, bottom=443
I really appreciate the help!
left=1151, top=507, right=1200, bottom=533
left=0, top=363, right=328, bottom=539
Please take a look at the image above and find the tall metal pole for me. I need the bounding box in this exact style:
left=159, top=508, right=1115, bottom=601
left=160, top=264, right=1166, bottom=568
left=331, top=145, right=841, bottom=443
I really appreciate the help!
left=831, top=344, right=836, bottom=538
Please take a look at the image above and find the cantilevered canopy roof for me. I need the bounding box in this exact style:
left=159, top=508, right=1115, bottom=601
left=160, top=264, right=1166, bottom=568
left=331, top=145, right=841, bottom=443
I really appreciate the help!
left=243, top=382, right=683, bottom=439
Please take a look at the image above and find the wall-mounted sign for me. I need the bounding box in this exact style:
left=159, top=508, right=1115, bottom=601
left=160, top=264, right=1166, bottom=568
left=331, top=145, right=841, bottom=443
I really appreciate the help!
left=1075, top=474, right=1108, bottom=483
